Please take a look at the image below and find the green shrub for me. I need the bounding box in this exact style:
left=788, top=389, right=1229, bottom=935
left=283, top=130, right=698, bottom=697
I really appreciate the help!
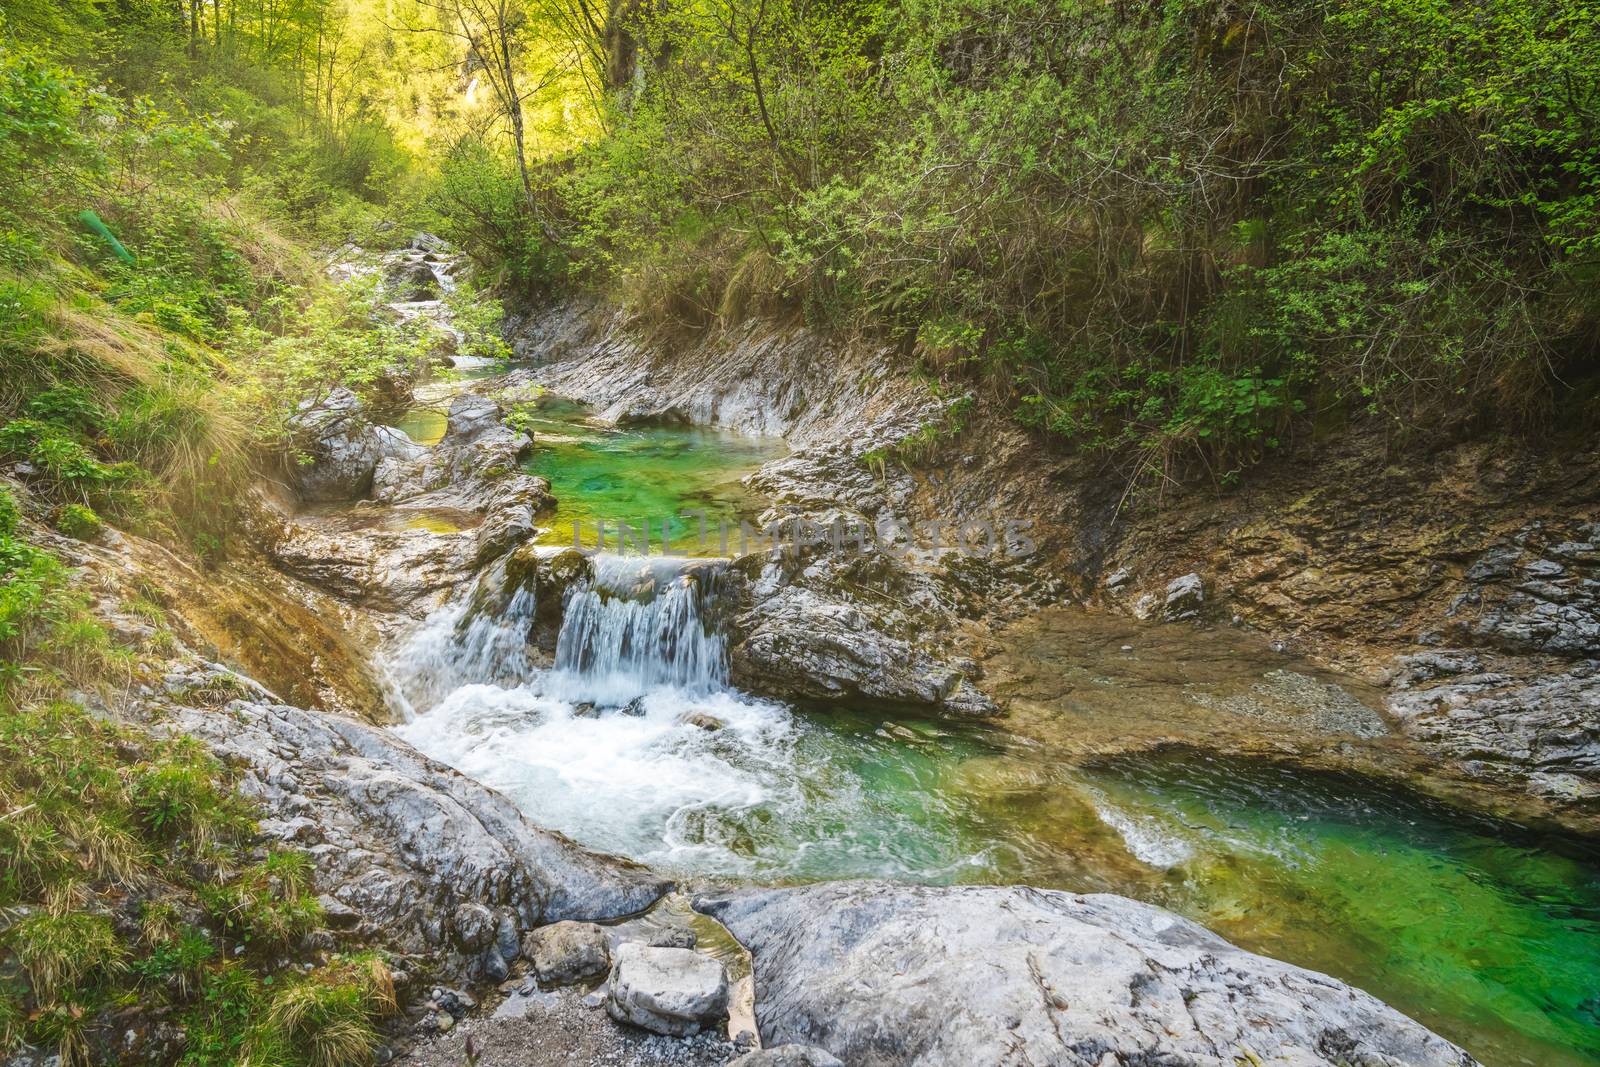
left=52, top=503, right=102, bottom=540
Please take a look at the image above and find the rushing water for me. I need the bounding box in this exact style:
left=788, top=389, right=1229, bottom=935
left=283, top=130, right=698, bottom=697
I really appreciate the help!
left=388, top=413, right=1600, bottom=1067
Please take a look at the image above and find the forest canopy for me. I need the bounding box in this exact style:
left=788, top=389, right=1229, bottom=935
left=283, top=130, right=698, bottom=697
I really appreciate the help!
left=2, top=0, right=1599, bottom=484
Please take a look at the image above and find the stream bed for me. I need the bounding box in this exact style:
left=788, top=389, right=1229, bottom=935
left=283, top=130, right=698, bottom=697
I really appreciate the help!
left=386, top=404, right=1600, bottom=1067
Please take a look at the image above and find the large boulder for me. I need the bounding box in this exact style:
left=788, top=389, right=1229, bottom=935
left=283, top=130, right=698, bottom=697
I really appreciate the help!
left=287, top=388, right=422, bottom=503
left=605, top=943, right=730, bottom=1037
left=697, top=881, right=1476, bottom=1067
left=523, top=920, right=611, bottom=986
left=164, top=700, right=669, bottom=980
left=731, top=584, right=997, bottom=718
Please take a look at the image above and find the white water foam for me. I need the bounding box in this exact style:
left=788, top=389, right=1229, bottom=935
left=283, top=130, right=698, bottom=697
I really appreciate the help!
left=390, top=554, right=803, bottom=870
left=389, top=552, right=994, bottom=878
left=1081, top=787, right=1195, bottom=869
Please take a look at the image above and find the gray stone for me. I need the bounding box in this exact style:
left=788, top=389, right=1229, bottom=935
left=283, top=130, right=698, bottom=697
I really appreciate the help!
left=524, top=921, right=611, bottom=985
left=1386, top=661, right=1600, bottom=801
left=731, top=584, right=998, bottom=719
left=162, top=700, right=669, bottom=980
left=453, top=902, right=496, bottom=949
left=287, top=388, right=423, bottom=503
left=605, top=943, right=729, bottom=1037
left=698, top=882, right=1475, bottom=1067
left=729, top=1047, right=843, bottom=1067
left=1162, top=571, right=1205, bottom=621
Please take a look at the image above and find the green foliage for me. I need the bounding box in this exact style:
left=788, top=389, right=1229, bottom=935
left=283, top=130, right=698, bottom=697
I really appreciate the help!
left=51, top=503, right=101, bottom=540
left=180, top=954, right=394, bottom=1067
left=199, top=850, right=323, bottom=952
left=502, top=0, right=1600, bottom=482
left=0, top=685, right=380, bottom=1066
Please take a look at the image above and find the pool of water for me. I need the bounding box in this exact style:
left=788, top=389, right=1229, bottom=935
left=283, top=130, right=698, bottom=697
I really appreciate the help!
left=515, top=397, right=786, bottom=554
left=396, top=662, right=1600, bottom=1065
left=381, top=404, right=1600, bottom=1067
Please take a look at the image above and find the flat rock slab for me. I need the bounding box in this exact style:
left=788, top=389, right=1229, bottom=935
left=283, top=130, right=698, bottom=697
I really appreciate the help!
left=607, top=944, right=731, bottom=1037
left=698, top=881, right=1478, bottom=1067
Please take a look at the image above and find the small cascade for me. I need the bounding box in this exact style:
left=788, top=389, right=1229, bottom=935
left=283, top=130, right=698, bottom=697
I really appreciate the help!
left=386, top=557, right=538, bottom=715
left=549, top=556, right=730, bottom=705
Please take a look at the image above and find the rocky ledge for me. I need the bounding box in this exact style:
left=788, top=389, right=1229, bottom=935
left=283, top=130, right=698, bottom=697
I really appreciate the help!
left=698, top=881, right=1477, bottom=1067
left=269, top=391, right=551, bottom=617
left=163, top=696, right=668, bottom=980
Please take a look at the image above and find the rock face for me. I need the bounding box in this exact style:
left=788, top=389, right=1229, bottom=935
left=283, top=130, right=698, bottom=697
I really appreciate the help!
left=524, top=921, right=611, bottom=986
left=266, top=393, right=551, bottom=615
left=164, top=699, right=669, bottom=979
left=699, top=882, right=1476, bottom=1067
left=288, top=387, right=424, bottom=503
left=731, top=582, right=996, bottom=717
left=727, top=549, right=1007, bottom=719
left=1386, top=652, right=1600, bottom=806
left=605, top=944, right=730, bottom=1037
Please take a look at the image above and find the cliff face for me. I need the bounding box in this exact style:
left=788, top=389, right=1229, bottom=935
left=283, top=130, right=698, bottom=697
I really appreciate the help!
left=506, top=302, right=1600, bottom=835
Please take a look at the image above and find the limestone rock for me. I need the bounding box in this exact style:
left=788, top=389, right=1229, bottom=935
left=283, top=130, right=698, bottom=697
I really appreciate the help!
left=524, top=921, right=611, bottom=986
left=698, top=881, right=1476, bottom=1067
left=731, top=583, right=998, bottom=719
left=1162, top=571, right=1206, bottom=621
left=605, top=943, right=729, bottom=1037
left=728, top=1047, right=844, bottom=1067
left=162, top=700, right=669, bottom=979
left=288, top=388, right=423, bottom=503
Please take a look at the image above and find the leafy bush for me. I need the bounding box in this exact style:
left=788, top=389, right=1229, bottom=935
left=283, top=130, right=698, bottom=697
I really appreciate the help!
left=51, top=503, right=101, bottom=540
left=514, top=0, right=1600, bottom=484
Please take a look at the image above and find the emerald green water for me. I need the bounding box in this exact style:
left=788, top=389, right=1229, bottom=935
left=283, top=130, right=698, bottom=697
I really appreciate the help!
left=517, top=396, right=785, bottom=552
left=714, top=709, right=1595, bottom=1067
left=392, top=393, right=1600, bottom=1067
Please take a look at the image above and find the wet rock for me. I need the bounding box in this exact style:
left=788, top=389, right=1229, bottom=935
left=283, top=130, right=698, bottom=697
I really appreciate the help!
left=431, top=988, right=476, bottom=1019
left=731, top=584, right=998, bottom=719
left=729, top=1047, right=844, bottom=1067
left=503, top=544, right=593, bottom=652
left=481, top=949, right=509, bottom=982
left=1386, top=661, right=1600, bottom=802
left=388, top=258, right=441, bottom=301
left=454, top=902, right=497, bottom=950
left=605, top=944, right=730, bottom=1037
left=645, top=928, right=697, bottom=949
left=699, top=881, right=1475, bottom=1067
left=679, top=712, right=725, bottom=731
left=287, top=388, right=423, bottom=503
left=162, top=700, right=669, bottom=979
left=1162, top=572, right=1205, bottom=621
left=412, top=231, right=449, bottom=254
left=524, top=921, right=611, bottom=986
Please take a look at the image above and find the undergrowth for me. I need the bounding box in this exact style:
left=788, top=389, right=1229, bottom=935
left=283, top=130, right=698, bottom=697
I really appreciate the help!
left=0, top=485, right=395, bottom=1066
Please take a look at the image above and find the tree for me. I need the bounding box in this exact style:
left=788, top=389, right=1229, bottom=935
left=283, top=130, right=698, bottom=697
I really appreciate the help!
left=402, top=0, right=564, bottom=223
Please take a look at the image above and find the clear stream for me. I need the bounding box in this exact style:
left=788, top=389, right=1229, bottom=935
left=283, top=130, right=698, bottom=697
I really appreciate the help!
left=388, top=400, right=1600, bottom=1067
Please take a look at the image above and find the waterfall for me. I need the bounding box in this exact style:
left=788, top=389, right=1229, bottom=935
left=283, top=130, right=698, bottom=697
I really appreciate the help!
left=386, top=557, right=539, bottom=714
left=548, top=556, right=729, bottom=705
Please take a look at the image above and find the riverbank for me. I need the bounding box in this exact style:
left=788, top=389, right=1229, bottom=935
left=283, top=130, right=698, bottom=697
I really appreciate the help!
left=9, top=240, right=1596, bottom=1067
